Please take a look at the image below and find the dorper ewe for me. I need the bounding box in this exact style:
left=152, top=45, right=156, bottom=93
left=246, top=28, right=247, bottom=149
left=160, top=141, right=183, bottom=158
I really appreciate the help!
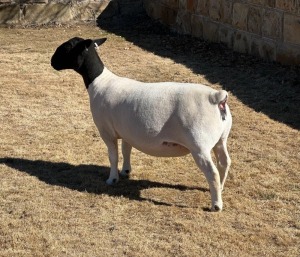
left=51, top=37, right=232, bottom=211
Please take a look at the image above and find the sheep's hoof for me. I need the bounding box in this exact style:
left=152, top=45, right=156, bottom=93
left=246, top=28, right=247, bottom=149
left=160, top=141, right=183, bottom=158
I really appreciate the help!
left=120, top=169, right=131, bottom=178
left=211, top=205, right=222, bottom=212
left=106, top=178, right=119, bottom=185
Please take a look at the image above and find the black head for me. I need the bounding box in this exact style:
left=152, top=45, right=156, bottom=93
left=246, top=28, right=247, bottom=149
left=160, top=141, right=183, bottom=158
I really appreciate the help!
left=51, top=37, right=107, bottom=71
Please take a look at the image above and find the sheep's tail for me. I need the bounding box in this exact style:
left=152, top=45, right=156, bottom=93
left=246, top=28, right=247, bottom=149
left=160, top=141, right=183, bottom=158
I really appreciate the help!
left=209, top=90, right=228, bottom=121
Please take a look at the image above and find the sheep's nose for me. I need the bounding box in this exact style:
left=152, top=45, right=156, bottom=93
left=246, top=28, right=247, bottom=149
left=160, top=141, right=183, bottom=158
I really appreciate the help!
left=50, top=56, right=55, bottom=68
left=50, top=55, right=61, bottom=70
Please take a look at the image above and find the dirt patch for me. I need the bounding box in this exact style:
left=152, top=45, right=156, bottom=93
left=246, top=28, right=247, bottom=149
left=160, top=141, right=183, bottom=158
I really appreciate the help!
left=0, top=22, right=299, bottom=256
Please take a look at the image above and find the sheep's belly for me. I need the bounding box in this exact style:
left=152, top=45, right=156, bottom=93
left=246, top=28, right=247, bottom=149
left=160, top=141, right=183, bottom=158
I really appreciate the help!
left=134, top=141, right=190, bottom=157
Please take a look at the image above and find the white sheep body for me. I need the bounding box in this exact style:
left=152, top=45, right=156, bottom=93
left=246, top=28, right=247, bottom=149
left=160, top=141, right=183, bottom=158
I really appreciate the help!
left=88, top=68, right=230, bottom=158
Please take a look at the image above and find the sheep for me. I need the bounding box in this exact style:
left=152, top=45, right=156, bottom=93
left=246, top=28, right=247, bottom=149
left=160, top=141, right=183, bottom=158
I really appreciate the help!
left=51, top=37, right=232, bottom=211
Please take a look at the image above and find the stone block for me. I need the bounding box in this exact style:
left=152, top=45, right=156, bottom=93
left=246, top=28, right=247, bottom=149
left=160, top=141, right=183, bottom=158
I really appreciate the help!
left=246, top=0, right=274, bottom=7
left=178, top=0, right=197, bottom=11
left=283, top=13, right=300, bottom=45
left=216, top=0, right=232, bottom=24
left=209, top=0, right=221, bottom=21
left=0, top=4, right=20, bottom=24
left=20, top=0, right=48, bottom=3
left=262, top=9, right=282, bottom=40
left=248, top=6, right=264, bottom=35
left=161, top=5, right=177, bottom=25
left=144, top=0, right=162, bottom=21
left=232, top=2, right=248, bottom=30
left=202, top=18, right=219, bottom=42
left=176, top=9, right=191, bottom=33
left=23, top=3, right=74, bottom=24
left=187, top=0, right=197, bottom=12
left=275, top=0, right=299, bottom=14
left=276, top=42, right=300, bottom=65
left=77, top=0, right=110, bottom=21
left=250, top=36, right=261, bottom=57
left=191, top=14, right=203, bottom=38
left=196, top=0, right=209, bottom=16
left=266, top=0, right=276, bottom=7
left=220, top=0, right=232, bottom=24
left=219, top=25, right=234, bottom=48
left=250, top=36, right=277, bottom=61
left=233, top=30, right=251, bottom=54
left=178, top=0, right=185, bottom=9
left=260, top=39, right=276, bottom=61
left=160, top=0, right=178, bottom=10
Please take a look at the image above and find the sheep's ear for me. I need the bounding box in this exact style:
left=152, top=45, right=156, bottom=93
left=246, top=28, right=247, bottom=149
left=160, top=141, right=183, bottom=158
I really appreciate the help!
left=94, top=38, right=107, bottom=48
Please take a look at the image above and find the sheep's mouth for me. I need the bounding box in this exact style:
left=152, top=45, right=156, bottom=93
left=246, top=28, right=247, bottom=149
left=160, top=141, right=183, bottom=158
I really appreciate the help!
left=51, top=56, right=63, bottom=70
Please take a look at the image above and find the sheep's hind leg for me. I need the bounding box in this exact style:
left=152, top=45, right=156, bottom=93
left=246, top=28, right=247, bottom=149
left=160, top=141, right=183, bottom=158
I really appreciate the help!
left=120, top=140, right=132, bottom=178
left=213, top=139, right=231, bottom=191
left=104, top=138, right=119, bottom=185
left=192, top=151, right=223, bottom=211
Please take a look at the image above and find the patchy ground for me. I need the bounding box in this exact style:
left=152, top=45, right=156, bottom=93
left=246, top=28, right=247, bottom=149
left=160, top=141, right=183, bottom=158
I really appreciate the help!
left=0, top=19, right=299, bottom=257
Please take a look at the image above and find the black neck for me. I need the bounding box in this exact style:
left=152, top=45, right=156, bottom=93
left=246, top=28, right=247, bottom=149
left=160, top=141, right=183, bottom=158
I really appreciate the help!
left=77, top=47, right=104, bottom=89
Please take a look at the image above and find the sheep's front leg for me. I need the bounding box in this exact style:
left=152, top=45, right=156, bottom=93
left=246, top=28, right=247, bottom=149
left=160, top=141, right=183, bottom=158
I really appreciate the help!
left=120, top=140, right=132, bottom=177
left=192, top=151, right=223, bottom=211
left=104, top=138, right=119, bottom=185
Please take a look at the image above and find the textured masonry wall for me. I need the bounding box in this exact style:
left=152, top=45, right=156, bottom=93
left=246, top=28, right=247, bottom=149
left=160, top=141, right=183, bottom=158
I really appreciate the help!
left=0, top=0, right=110, bottom=25
left=1, top=0, right=299, bottom=65
left=0, top=0, right=143, bottom=25
left=143, top=0, right=300, bottom=65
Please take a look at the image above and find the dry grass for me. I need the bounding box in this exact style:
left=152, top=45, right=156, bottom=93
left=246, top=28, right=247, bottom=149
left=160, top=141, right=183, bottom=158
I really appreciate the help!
left=0, top=22, right=299, bottom=257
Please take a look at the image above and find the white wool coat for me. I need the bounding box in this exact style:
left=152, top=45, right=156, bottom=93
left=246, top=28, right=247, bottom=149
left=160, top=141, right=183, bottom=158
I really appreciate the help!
left=88, top=68, right=232, bottom=157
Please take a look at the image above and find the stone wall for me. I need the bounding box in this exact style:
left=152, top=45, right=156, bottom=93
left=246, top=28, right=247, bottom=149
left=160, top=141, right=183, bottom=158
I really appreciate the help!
left=0, top=0, right=144, bottom=25
left=0, top=0, right=110, bottom=25
left=1, top=0, right=299, bottom=64
left=144, top=0, right=300, bottom=65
